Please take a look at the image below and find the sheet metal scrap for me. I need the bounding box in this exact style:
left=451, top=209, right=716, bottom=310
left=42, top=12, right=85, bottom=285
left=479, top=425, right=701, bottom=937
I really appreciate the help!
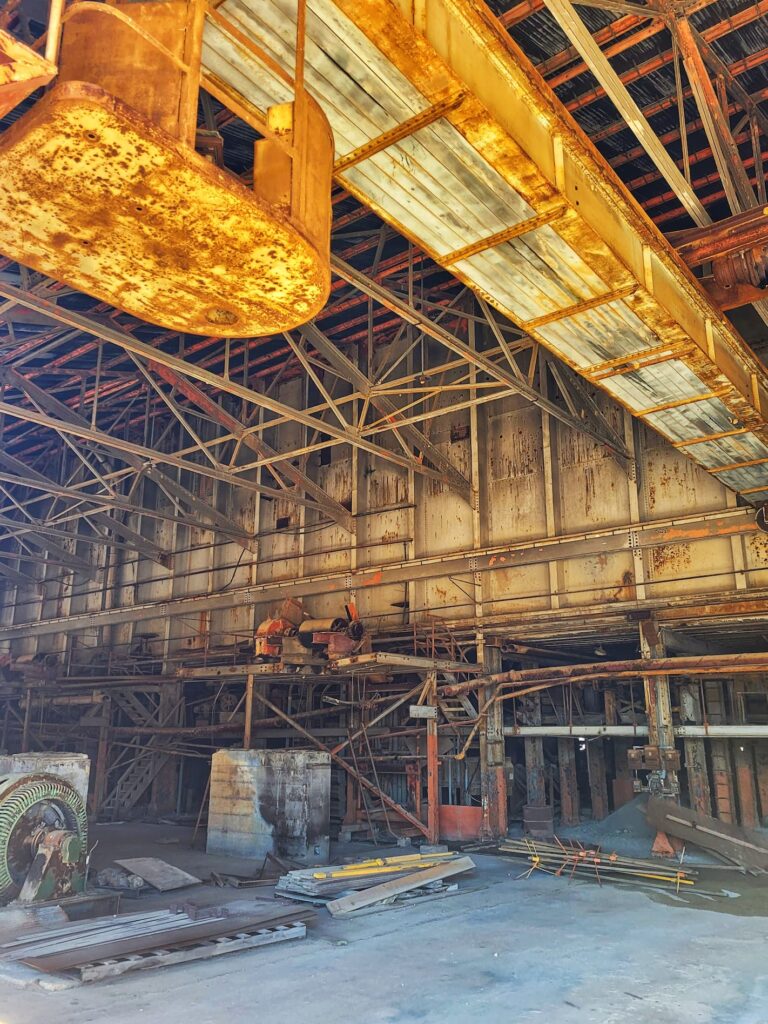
left=498, top=836, right=698, bottom=891
left=7, top=900, right=315, bottom=979
left=647, top=796, right=768, bottom=874
left=275, top=851, right=460, bottom=901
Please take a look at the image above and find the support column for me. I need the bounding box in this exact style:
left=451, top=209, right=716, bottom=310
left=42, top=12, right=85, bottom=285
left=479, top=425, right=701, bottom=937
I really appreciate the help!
left=557, top=738, right=580, bottom=826
left=733, top=680, right=758, bottom=828
left=639, top=618, right=678, bottom=798
left=481, top=642, right=507, bottom=837
left=91, top=695, right=112, bottom=815
left=755, top=744, right=768, bottom=826
left=150, top=682, right=181, bottom=815
left=522, top=695, right=546, bottom=807
left=426, top=671, right=439, bottom=844
left=705, top=680, right=735, bottom=822
left=586, top=739, right=609, bottom=820
left=679, top=683, right=712, bottom=816
left=243, top=673, right=254, bottom=749
left=20, top=690, right=31, bottom=752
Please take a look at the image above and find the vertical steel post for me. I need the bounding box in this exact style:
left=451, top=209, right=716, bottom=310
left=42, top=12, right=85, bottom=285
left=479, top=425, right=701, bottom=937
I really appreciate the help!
left=639, top=618, right=678, bottom=798
left=45, top=0, right=65, bottom=64
left=426, top=670, right=439, bottom=844
left=705, top=680, right=735, bottom=822
left=557, top=737, right=580, bottom=826
left=243, top=673, right=254, bottom=750
left=733, top=680, right=758, bottom=827
left=91, top=696, right=111, bottom=815
left=679, top=683, right=712, bottom=815
left=586, top=739, right=609, bottom=820
left=481, top=643, right=507, bottom=837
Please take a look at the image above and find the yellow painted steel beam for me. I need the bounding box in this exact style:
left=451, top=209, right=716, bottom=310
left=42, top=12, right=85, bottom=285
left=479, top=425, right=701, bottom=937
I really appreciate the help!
left=201, top=0, right=768, bottom=503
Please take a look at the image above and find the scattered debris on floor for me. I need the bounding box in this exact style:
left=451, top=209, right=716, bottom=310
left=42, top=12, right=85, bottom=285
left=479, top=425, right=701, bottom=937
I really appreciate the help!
left=95, top=868, right=145, bottom=892
left=647, top=797, right=768, bottom=874
left=276, top=851, right=475, bottom=913
left=497, top=837, right=700, bottom=891
left=1, top=900, right=313, bottom=983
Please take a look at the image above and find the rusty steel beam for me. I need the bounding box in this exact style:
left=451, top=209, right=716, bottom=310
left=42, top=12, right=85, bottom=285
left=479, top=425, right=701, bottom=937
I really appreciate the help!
left=671, top=207, right=768, bottom=268
left=544, top=0, right=759, bottom=92
left=699, top=277, right=768, bottom=312
left=299, top=320, right=473, bottom=498
left=331, top=257, right=631, bottom=458
left=674, top=17, right=756, bottom=215
left=1, top=365, right=261, bottom=545
left=541, top=0, right=709, bottom=225
left=647, top=144, right=767, bottom=221
left=0, top=504, right=754, bottom=640
left=0, top=448, right=169, bottom=565
left=0, top=279, right=451, bottom=486
left=148, top=361, right=354, bottom=532
left=564, top=28, right=768, bottom=118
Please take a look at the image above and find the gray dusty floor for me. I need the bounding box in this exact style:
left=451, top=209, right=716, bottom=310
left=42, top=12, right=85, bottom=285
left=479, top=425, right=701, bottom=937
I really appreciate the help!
left=1, top=822, right=767, bottom=1024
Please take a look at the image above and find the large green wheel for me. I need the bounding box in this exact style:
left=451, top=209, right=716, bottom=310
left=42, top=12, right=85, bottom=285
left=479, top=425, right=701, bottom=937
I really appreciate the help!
left=0, top=774, right=88, bottom=904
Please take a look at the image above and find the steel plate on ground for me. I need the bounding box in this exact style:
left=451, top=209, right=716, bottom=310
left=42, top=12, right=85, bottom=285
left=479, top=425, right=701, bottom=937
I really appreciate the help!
left=113, top=858, right=201, bottom=891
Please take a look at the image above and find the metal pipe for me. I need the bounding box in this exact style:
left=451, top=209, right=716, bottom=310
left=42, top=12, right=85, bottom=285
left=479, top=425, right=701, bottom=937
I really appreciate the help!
left=45, top=0, right=65, bottom=63
left=442, top=652, right=768, bottom=697
left=503, top=725, right=768, bottom=738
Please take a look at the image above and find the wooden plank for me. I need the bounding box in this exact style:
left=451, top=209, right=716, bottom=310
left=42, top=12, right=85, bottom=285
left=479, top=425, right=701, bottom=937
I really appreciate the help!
left=114, top=858, right=201, bottom=891
left=326, top=856, right=475, bottom=917
left=78, top=922, right=307, bottom=982
left=647, top=796, right=768, bottom=873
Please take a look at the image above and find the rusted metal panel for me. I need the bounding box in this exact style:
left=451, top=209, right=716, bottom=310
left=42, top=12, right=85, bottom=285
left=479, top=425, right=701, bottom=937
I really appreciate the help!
left=58, top=1, right=193, bottom=141
left=438, top=804, right=483, bottom=840
left=416, top=413, right=475, bottom=618
left=484, top=403, right=550, bottom=615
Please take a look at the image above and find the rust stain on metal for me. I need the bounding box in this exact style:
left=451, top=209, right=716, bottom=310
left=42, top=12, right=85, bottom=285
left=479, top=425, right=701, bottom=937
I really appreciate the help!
left=361, top=570, right=384, bottom=586
left=661, top=521, right=757, bottom=541
left=0, top=82, right=331, bottom=336
left=650, top=542, right=692, bottom=577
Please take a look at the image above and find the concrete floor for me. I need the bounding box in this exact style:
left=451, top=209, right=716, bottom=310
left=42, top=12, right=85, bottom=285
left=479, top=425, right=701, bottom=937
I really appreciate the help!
left=1, top=823, right=766, bottom=1023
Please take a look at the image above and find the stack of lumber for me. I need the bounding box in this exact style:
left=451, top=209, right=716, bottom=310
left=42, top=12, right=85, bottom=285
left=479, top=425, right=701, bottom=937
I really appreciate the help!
left=1, top=901, right=314, bottom=982
left=326, top=856, right=475, bottom=916
left=497, top=836, right=698, bottom=890
left=647, top=797, right=768, bottom=874
left=276, top=852, right=475, bottom=915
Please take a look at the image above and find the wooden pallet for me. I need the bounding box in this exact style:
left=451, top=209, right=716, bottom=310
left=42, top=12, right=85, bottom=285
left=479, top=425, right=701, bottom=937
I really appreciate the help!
left=77, top=921, right=307, bottom=982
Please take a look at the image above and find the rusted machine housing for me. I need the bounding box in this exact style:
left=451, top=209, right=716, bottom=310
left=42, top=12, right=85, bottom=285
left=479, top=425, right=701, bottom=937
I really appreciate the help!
left=295, top=616, right=366, bottom=660
left=254, top=617, right=298, bottom=661
left=627, top=745, right=681, bottom=772
left=0, top=1, right=333, bottom=336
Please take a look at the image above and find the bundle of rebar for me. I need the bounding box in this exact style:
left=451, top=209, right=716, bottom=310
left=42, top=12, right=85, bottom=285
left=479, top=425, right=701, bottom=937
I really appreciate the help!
left=497, top=837, right=698, bottom=890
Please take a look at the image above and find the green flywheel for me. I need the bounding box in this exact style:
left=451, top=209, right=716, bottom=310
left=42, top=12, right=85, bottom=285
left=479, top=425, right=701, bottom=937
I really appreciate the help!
left=0, top=774, right=88, bottom=903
